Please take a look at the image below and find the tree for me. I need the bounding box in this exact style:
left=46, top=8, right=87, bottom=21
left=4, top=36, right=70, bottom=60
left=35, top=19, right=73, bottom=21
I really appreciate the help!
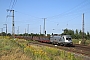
left=7, top=33, right=11, bottom=36
left=1, top=32, right=6, bottom=36
left=63, top=28, right=68, bottom=35
left=19, top=34, right=23, bottom=36
left=75, top=29, right=79, bottom=39
left=40, top=34, right=44, bottom=36
left=75, top=29, right=78, bottom=35
left=47, top=34, right=50, bottom=37
left=79, top=30, right=82, bottom=39
left=61, top=28, right=75, bottom=38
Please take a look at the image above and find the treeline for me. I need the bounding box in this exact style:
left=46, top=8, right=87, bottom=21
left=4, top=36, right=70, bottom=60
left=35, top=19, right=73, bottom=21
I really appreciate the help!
left=0, top=32, right=48, bottom=36
left=0, top=28, right=90, bottom=40
left=61, top=29, right=90, bottom=40
left=0, top=32, right=11, bottom=36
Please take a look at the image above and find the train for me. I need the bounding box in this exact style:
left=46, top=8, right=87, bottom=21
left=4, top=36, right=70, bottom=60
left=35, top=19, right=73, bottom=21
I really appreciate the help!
left=15, top=35, right=73, bottom=46
left=50, top=35, right=73, bottom=46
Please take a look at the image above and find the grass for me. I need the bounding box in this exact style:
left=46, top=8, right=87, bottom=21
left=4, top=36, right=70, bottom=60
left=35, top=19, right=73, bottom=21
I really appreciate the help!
left=0, top=36, right=89, bottom=60
left=24, top=44, right=63, bottom=60
left=24, top=43, right=84, bottom=60
left=72, top=39, right=90, bottom=45
left=0, top=37, right=31, bottom=60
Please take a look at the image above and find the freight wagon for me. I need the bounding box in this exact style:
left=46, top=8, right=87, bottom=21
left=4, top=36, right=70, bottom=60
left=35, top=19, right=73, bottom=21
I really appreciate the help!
left=15, top=35, right=73, bottom=46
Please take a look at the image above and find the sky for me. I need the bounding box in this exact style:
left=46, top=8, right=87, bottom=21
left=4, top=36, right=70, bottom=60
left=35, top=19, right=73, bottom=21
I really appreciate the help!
left=0, top=0, right=90, bottom=35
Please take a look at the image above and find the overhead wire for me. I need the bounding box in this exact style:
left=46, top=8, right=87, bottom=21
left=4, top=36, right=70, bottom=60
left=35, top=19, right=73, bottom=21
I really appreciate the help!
left=7, top=0, right=90, bottom=31
left=47, top=0, right=90, bottom=26
left=14, top=0, right=89, bottom=25
left=15, top=10, right=43, bottom=26
left=9, top=0, right=12, bottom=9
left=15, top=0, right=86, bottom=19
left=15, top=10, right=43, bottom=24
left=7, top=0, right=17, bottom=17
left=66, top=1, right=90, bottom=24
left=41, top=0, right=89, bottom=28
left=46, top=0, right=88, bottom=19
left=7, top=0, right=12, bottom=17
left=4, top=0, right=87, bottom=33
left=5, top=0, right=12, bottom=26
left=7, top=0, right=89, bottom=21
left=11, top=0, right=16, bottom=10
left=15, top=11, right=42, bottom=19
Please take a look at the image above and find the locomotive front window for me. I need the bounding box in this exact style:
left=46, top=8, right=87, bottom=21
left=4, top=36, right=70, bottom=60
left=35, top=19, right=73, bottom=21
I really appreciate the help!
left=66, top=38, right=71, bottom=40
left=66, top=38, right=68, bottom=40
left=69, top=38, right=71, bottom=40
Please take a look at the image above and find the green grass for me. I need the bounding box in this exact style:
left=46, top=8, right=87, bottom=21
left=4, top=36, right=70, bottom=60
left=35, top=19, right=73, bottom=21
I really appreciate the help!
left=0, top=37, right=90, bottom=60
left=24, top=44, right=85, bottom=60
left=0, top=38, right=31, bottom=60
left=72, top=39, right=90, bottom=45
left=72, top=39, right=82, bottom=44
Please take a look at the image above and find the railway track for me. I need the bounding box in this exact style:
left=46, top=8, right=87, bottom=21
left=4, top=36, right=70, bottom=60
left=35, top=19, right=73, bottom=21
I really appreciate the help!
left=72, top=44, right=90, bottom=57
left=29, top=41, right=90, bottom=57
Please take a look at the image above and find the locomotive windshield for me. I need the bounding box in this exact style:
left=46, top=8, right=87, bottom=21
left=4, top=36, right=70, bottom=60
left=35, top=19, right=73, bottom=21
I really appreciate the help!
left=69, top=38, right=71, bottom=40
left=66, top=38, right=71, bottom=40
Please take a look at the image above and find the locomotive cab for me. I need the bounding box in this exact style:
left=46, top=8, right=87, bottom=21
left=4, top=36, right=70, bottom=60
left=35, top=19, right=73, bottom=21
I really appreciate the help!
left=62, top=35, right=73, bottom=46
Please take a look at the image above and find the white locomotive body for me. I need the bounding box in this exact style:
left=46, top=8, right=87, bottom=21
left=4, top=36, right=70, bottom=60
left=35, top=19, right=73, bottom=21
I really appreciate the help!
left=50, top=35, right=73, bottom=46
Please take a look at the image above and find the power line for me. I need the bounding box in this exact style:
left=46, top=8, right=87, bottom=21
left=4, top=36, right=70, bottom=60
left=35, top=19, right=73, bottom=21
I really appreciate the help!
left=13, top=0, right=90, bottom=26
left=15, top=11, right=41, bottom=19
left=7, top=0, right=17, bottom=17
left=46, top=0, right=89, bottom=19
left=6, top=0, right=90, bottom=32
left=67, top=14, right=81, bottom=23
left=45, top=5, right=90, bottom=27
left=11, top=0, right=17, bottom=10
left=9, top=0, right=12, bottom=9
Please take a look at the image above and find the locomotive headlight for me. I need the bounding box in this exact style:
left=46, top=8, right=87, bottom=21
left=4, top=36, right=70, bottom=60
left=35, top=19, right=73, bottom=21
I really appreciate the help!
left=70, top=42, right=73, bottom=44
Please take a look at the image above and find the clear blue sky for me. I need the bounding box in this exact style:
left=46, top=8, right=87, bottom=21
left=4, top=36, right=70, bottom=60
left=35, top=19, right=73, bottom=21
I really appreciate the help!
left=0, top=0, right=90, bottom=34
